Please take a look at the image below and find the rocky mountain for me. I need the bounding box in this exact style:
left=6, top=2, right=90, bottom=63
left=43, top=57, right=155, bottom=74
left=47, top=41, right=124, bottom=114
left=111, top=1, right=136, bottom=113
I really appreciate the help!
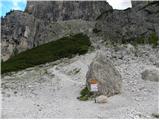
left=1, top=11, right=37, bottom=61
left=95, top=1, right=159, bottom=44
left=25, top=1, right=112, bottom=21
left=1, top=1, right=111, bottom=61
left=1, top=1, right=159, bottom=61
left=1, top=1, right=159, bottom=118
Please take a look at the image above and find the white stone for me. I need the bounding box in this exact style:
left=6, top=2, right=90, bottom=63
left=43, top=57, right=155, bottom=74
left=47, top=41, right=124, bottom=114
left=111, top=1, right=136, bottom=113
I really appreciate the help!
left=95, top=95, right=108, bottom=103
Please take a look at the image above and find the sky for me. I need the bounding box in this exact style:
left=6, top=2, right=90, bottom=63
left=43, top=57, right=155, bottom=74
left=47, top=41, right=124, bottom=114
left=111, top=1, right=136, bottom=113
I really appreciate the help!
left=0, top=0, right=27, bottom=17
left=107, top=0, right=132, bottom=10
left=0, top=0, right=132, bottom=17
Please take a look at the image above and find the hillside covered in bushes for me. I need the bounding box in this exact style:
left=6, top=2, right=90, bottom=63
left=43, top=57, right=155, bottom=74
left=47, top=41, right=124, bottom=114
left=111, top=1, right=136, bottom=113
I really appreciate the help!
left=2, top=33, right=91, bottom=74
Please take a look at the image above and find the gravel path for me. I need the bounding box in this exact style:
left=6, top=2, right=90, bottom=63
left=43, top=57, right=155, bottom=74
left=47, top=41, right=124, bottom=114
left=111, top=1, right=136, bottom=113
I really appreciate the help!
left=1, top=46, right=159, bottom=118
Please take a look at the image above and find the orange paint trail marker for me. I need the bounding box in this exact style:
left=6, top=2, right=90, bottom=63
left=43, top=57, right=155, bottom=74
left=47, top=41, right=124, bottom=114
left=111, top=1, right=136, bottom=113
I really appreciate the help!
left=90, top=80, right=98, bottom=92
left=89, top=80, right=98, bottom=103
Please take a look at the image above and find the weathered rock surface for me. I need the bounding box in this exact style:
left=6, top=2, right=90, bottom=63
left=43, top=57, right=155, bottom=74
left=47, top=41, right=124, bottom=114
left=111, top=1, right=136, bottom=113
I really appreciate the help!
left=95, top=95, right=108, bottom=103
left=1, top=13, right=95, bottom=61
left=95, top=1, right=159, bottom=43
left=1, top=11, right=37, bottom=61
left=1, top=1, right=159, bottom=62
left=141, top=69, right=159, bottom=82
left=25, top=1, right=112, bottom=21
left=86, top=51, right=122, bottom=97
left=1, top=1, right=112, bottom=61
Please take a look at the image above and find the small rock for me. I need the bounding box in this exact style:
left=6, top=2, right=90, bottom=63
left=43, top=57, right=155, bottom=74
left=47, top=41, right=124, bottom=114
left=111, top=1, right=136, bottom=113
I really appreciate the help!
left=95, top=95, right=108, bottom=103
left=28, top=85, right=32, bottom=88
left=126, top=44, right=135, bottom=54
left=141, top=69, right=159, bottom=82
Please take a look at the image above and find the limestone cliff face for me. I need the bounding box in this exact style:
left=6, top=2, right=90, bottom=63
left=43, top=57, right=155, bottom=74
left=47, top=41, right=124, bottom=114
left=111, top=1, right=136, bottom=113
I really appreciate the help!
left=1, top=1, right=111, bottom=61
left=25, top=1, right=112, bottom=21
left=1, top=11, right=38, bottom=61
left=95, top=1, right=159, bottom=43
left=1, top=1, right=159, bottom=61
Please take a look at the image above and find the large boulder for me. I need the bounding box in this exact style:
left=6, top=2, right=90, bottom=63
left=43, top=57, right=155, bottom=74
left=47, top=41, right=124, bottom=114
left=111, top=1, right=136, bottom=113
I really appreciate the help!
left=141, top=69, right=159, bottom=82
left=86, top=51, right=122, bottom=97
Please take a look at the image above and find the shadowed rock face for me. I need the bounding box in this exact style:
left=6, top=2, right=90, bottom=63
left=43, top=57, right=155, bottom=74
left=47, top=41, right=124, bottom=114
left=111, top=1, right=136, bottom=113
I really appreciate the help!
left=25, top=1, right=112, bottom=21
left=95, top=1, right=159, bottom=43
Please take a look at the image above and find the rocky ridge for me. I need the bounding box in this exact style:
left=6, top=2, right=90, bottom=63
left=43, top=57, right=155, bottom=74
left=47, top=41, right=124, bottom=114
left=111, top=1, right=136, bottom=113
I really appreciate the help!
left=95, top=1, right=159, bottom=43
left=1, top=1, right=159, bottom=118
left=25, top=1, right=112, bottom=21
left=1, top=1, right=111, bottom=61
left=1, top=1, right=159, bottom=62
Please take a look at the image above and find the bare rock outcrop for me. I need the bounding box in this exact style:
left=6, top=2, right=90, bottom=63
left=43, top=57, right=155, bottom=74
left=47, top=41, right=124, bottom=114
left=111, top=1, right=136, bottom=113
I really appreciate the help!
left=1, top=1, right=159, bottom=61
left=1, top=1, right=112, bottom=61
left=1, top=11, right=38, bottom=61
left=86, top=51, right=122, bottom=97
left=25, top=1, right=112, bottom=21
left=95, top=1, right=159, bottom=44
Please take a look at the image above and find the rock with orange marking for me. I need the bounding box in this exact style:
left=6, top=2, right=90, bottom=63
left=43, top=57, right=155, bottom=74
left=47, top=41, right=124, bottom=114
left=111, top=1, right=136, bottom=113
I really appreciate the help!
left=86, top=51, right=122, bottom=97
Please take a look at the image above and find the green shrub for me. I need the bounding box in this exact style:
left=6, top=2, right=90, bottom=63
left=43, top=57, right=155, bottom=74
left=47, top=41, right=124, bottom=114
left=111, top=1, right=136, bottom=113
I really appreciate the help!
left=77, top=86, right=94, bottom=101
left=148, top=32, right=158, bottom=47
left=1, top=33, right=91, bottom=74
left=80, top=86, right=90, bottom=96
left=79, top=95, right=89, bottom=101
left=131, top=33, right=158, bottom=47
left=130, top=36, right=145, bottom=47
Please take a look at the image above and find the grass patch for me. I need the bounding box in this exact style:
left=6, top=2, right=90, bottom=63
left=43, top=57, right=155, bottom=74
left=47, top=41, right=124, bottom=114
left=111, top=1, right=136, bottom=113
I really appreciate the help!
left=123, top=32, right=158, bottom=47
left=2, top=33, right=91, bottom=74
left=77, top=87, right=93, bottom=101
left=148, top=32, right=158, bottom=47
left=131, top=36, right=146, bottom=47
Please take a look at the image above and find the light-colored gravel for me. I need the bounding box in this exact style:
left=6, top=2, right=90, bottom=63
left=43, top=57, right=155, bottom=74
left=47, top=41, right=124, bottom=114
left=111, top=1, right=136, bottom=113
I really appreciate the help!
left=1, top=45, right=159, bottom=118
